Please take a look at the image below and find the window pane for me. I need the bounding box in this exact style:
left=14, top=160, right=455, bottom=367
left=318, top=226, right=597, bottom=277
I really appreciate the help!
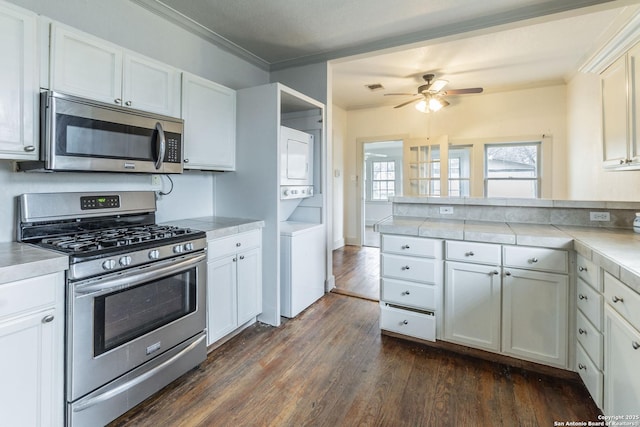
left=486, top=144, right=538, bottom=178
left=486, top=179, right=538, bottom=198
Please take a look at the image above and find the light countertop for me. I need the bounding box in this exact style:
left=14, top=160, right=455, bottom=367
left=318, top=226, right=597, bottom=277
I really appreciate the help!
left=165, top=216, right=265, bottom=240
left=376, top=216, right=640, bottom=294
left=0, top=242, right=68, bottom=285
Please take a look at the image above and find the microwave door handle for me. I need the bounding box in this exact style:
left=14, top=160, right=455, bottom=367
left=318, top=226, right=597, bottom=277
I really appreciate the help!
left=154, top=122, right=166, bottom=170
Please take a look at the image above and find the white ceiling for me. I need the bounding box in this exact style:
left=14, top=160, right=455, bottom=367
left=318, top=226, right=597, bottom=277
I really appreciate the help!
left=133, top=0, right=640, bottom=110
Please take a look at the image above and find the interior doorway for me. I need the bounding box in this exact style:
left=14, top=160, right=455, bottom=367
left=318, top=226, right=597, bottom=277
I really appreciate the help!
left=361, top=140, right=403, bottom=248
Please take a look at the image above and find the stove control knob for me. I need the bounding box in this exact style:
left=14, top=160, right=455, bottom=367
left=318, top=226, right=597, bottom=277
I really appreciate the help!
left=148, top=249, right=160, bottom=260
left=119, top=256, right=132, bottom=267
left=102, top=259, right=116, bottom=271
left=173, top=245, right=184, bottom=254
left=184, top=242, right=194, bottom=251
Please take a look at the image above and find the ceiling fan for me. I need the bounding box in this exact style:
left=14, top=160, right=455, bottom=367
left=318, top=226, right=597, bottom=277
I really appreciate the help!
left=386, top=73, right=483, bottom=112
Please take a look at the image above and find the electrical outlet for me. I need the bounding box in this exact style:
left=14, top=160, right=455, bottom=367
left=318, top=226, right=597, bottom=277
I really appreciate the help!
left=439, top=206, right=454, bottom=215
left=589, top=211, right=610, bottom=221
left=151, top=174, right=162, bottom=189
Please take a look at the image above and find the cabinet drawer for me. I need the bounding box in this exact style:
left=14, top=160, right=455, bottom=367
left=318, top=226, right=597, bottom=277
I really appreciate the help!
left=577, top=277, right=603, bottom=330
left=577, top=309, right=603, bottom=368
left=576, top=254, right=601, bottom=292
left=208, top=230, right=261, bottom=260
left=380, top=303, right=435, bottom=342
left=576, top=342, right=603, bottom=409
left=0, top=274, right=57, bottom=319
left=446, top=241, right=501, bottom=265
left=503, top=246, right=568, bottom=273
left=604, top=272, right=640, bottom=331
left=382, top=235, right=442, bottom=258
left=381, top=254, right=441, bottom=284
left=381, top=278, right=437, bottom=311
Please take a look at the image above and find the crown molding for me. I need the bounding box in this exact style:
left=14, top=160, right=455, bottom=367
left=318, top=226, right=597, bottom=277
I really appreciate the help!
left=129, top=0, right=270, bottom=71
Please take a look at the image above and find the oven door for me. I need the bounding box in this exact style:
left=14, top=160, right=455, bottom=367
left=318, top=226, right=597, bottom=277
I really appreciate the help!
left=67, top=252, right=206, bottom=402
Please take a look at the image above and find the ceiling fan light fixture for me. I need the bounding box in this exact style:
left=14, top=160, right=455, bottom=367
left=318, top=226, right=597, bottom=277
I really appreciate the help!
left=415, top=99, right=428, bottom=113
left=429, top=97, right=445, bottom=112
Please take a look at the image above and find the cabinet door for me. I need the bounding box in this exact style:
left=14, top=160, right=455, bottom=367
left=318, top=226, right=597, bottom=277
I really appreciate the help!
left=629, top=43, right=640, bottom=164
left=502, top=268, right=568, bottom=367
left=0, top=2, right=38, bottom=159
left=122, top=53, right=181, bottom=117
left=50, top=24, right=123, bottom=105
left=601, top=55, right=629, bottom=168
left=444, top=261, right=501, bottom=352
left=207, top=256, right=237, bottom=345
left=237, top=247, right=262, bottom=325
left=182, top=73, right=236, bottom=170
left=604, top=305, right=640, bottom=415
left=0, top=308, right=57, bottom=427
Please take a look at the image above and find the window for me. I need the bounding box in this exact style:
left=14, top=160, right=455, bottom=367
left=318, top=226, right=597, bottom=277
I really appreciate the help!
left=407, top=145, right=440, bottom=196
left=485, top=142, right=540, bottom=198
left=448, top=146, right=471, bottom=197
left=371, top=160, right=396, bottom=200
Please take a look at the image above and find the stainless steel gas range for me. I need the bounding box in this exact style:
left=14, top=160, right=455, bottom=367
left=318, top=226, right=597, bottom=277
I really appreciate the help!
left=17, top=191, right=207, bottom=427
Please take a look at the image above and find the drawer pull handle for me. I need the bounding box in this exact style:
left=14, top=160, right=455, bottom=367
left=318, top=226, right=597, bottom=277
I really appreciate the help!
left=612, top=296, right=624, bottom=303
left=236, top=242, right=242, bottom=247
left=401, top=291, right=411, bottom=296
left=42, top=315, right=54, bottom=324
left=239, top=255, right=245, bottom=260
left=578, top=363, right=587, bottom=370
left=505, top=271, right=512, bottom=276
left=578, top=294, right=587, bottom=301
left=465, top=251, right=474, bottom=257
left=401, top=245, right=410, bottom=249
left=232, top=257, right=237, bottom=262
left=528, top=257, right=538, bottom=263
left=401, top=320, right=408, bottom=325
left=490, top=270, right=499, bottom=276
left=578, top=328, right=587, bottom=335
left=578, top=266, right=587, bottom=272
left=633, top=342, right=640, bottom=350
left=401, top=265, right=410, bottom=271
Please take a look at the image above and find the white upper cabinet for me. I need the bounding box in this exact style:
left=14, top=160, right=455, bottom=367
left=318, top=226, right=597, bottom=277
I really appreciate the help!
left=0, top=1, right=38, bottom=160
left=181, top=72, right=236, bottom=171
left=50, top=23, right=180, bottom=117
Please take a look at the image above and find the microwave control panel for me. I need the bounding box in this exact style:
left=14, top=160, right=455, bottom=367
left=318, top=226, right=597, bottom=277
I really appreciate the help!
left=165, top=137, right=181, bottom=163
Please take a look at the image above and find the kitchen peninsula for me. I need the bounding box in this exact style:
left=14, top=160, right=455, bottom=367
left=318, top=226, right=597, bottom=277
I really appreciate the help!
left=376, top=196, right=640, bottom=416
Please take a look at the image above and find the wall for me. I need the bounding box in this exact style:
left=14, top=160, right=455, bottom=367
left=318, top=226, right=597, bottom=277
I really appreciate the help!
left=566, top=71, right=640, bottom=201
left=332, top=105, right=347, bottom=249
left=343, top=85, right=568, bottom=244
left=1, top=0, right=269, bottom=242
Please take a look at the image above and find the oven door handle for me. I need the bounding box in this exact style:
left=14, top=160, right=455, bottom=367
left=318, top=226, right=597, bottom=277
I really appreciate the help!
left=75, top=252, right=205, bottom=296
left=72, top=333, right=206, bottom=413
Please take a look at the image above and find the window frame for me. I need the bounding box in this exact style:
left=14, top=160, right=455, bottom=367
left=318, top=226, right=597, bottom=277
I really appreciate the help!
left=370, top=159, right=397, bottom=201
left=483, top=141, right=542, bottom=198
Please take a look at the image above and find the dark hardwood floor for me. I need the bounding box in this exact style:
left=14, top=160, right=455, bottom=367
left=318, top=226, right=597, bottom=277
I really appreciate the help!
left=332, top=245, right=380, bottom=301
left=110, top=292, right=601, bottom=426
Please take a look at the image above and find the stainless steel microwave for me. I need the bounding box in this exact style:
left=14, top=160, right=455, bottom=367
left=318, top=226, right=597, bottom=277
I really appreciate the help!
left=18, top=91, right=183, bottom=173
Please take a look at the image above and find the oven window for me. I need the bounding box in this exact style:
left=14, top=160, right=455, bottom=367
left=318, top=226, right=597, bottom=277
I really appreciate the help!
left=93, top=267, right=196, bottom=356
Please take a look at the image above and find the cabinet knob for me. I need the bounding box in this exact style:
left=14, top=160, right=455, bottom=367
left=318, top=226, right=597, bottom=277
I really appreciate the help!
left=401, top=291, right=411, bottom=296
left=239, top=255, right=245, bottom=260
left=401, top=244, right=410, bottom=250
left=401, top=320, right=408, bottom=325
left=633, top=341, right=640, bottom=350
left=42, top=315, right=54, bottom=324
left=114, top=98, right=122, bottom=104
left=578, top=363, right=587, bottom=370
left=401, top=265, right=410, bottom=271
left=184, top=158, right=189, bottom=163
left=465, top=251, right=474, bottom=257
left=232, top=257, right=237, bottom=262
left=612, top=295, right=624, bottom=303
left=236, top=242, right=242, bottom=247
left=578, top=294, right=587, bottom=300
left=490, top=270, right=499, bottom=276
left=125, top=100, right=132, bottom=106
left=505, top=271, right=512, bottom=276
left=578, top=266, right=587, bottom=272
left=620, top=159, right=626, bottom=165
left=24, top=145, right=36, bottom=152
left=528, top=257, right=538, bottom=263
left=578, top=328, right=587, bottom=335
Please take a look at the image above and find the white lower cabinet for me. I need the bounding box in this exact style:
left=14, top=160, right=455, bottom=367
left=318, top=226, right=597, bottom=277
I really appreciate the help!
left=502, top=268, right=568, bottom=367
left=0, top=272, right=65, bottom=427
left=444, top=261, right=501, bottom=352
left=206, top=230, right=262, bottom=346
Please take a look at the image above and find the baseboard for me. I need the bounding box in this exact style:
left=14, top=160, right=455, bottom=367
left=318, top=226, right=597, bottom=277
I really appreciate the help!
left=332, top=238, right=345, bottom=250
left=345, top=236, right=359, bottom=246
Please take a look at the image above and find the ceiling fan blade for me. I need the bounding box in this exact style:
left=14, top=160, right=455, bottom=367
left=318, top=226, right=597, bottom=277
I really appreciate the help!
left=394, top=98, right=421, bottom=109
left=384, top=93, right=419, bottom=96
left=443, top=87, right=483, bottom=95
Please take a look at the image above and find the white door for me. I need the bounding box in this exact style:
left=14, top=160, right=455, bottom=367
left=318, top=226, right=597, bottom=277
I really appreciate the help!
left=604, top=305, right=640, bottom=415
left=50, top=24, right=123, bottom=105
left=207, top=256, right=237, bottom=345
left=444, top=261, right=501, bottom=352
left=502, top=268, right=568, bottom=367
left=0, top=2, right=38, bottom=159
left=182, top=73, right=236, bottom=170
left=0, top=308, right=57, bottom=427
left=237, top=247, right=262, bottom=325
left=123, top=53, right=180, bottom=116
